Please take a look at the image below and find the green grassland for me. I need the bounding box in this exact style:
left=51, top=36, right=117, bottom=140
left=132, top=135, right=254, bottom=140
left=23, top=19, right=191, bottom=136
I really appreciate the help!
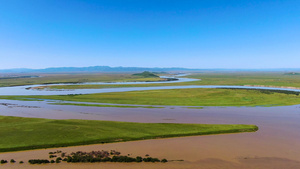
left=0, top=73, right=165, bottom=87
left=32, top=72, right=300, bottom=90
left=0, top=116, right=258, bottom=152
left=2, top=88, right=300, bottom=106
left=186, top=72, right=300, bottom=87
left=2, top=72, right=300, bottom=89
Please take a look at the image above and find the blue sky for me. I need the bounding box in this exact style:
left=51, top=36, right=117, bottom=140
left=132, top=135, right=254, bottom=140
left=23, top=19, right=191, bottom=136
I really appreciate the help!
left=0, top=0, right=299, bottom=69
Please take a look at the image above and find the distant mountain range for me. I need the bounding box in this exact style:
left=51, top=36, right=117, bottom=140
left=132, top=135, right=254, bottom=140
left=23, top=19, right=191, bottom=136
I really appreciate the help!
left=0, top=66, right=300, bottom=73
left=0, top=66, right=200, bottom=73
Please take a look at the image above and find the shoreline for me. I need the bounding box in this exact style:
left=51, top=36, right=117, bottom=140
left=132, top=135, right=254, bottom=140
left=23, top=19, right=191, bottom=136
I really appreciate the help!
left=243, top=84, right=300, bottom=90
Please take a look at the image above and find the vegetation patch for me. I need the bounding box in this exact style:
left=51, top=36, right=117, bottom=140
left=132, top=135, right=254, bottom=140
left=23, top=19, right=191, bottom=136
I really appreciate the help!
left=0, top=116, right=257, bottom=152
left=3, top=88, right=300, bottom=107
left=16, top=72, right=300, bottom=90
left=18, top=150, right=168, bottom=164
left=0, top=73, right=164, bottom=87
left=0, top=159, right=7, bottom=164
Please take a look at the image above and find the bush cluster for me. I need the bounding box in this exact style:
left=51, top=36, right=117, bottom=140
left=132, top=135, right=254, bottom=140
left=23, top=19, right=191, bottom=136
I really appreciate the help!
left=63, top=156, right=164, bottom=163
left=49, top=155, right=57, bottom=158
left=142, top=157, right=160, bottom=162
left=0, top=160, right=7, bottom=164
left=28, top=159, right=50, bottom=164
left=26, top=150, right=168, bottom=164
left=64, top=155, right=158, bottom=163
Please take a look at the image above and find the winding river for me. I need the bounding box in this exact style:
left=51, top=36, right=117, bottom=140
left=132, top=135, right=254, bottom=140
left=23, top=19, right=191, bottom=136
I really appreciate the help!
left=1, top=74, right=300, bottom=168
left=0, top=74, right=300, bottom=96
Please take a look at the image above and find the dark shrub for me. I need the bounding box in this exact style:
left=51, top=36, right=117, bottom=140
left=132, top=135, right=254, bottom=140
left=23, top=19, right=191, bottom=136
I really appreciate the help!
left=0, top=160, right=7, bottom=164
left=136, top=156, right=143, bottom=162
left=161, top=159, right=168, bottom=163
left=10, top=159, right=16, bottom=163
left=56, top=158, right=61, bottom=163
left=66, top=157, right=72, bottom=163
left=49, top=155, right=57, bottom=158
left=143, top=157, right=160, bottom=162
left=28, top=159, right=50, bottom=164
left=151, top=158, right=160, bottom=162
left=102, top=157, right=111, bottom=162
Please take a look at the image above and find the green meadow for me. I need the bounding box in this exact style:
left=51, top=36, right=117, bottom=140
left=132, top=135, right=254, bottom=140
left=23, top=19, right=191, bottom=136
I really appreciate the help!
left=0, top=116, right=258, bottom=152
left=32, top=72, right=300, bottom=90
left=186, top=72, right=300, bottom=87
left=0, top=73, right=165, bottom=87
left=3, top=88, right=300, bottom=107
left=2, top=72, right=300, bottom=89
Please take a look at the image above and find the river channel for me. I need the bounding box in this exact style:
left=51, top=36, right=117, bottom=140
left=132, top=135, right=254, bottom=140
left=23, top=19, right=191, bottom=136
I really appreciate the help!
left=0, top=74, right=300, bottom=96
left=0, top=75, right=300, bottom=168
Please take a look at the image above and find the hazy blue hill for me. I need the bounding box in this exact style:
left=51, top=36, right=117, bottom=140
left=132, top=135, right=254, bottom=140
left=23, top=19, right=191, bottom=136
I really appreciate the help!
left=0, top=68, right=33, bottom=73
left=1, top=66, right=300, bottom=74
left=0, top=66, right=198, bottom=73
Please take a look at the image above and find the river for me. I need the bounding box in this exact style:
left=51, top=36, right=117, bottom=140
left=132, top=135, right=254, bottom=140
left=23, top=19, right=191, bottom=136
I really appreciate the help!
left=0, top=75, right=300, bottom=96
left=0, top=74, right=300, bottom=168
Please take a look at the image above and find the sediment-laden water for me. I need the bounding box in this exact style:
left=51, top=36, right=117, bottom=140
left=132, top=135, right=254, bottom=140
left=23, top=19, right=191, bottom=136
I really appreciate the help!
left=0, top=75, right=300, bottom=168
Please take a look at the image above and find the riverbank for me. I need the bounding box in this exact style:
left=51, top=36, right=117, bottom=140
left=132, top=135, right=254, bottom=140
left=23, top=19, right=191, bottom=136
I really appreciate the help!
left=3, top=88, right=300, bottom=107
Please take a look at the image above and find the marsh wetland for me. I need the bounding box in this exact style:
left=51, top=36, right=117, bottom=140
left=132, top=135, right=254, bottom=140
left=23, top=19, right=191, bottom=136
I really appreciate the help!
left=1, top=72, right=300, bottom=168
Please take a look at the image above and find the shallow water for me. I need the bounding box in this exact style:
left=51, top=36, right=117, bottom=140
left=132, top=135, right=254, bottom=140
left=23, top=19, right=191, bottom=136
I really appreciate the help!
left=1, top=99, right=300, bottom=168
left=1, top=75, right=300, bottom=168
left=1, top=75, right=300, bottom=96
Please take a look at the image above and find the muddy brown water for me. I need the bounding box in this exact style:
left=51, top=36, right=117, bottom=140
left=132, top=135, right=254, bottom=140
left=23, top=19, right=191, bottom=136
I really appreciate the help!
left=1, top=100, right=300, bottom=168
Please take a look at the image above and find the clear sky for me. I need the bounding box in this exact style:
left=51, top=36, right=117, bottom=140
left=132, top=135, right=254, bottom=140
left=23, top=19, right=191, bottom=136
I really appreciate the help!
left=0, top=0, right=299, bottom=69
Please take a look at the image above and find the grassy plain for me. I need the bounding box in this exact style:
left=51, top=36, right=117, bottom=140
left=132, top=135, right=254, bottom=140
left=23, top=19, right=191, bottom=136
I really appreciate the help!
left=2, top=88, right=300, bottom=106
left=31, top=72, right=300, bottom=90
left=0, top=116, right=258, bottom=152
left=186, top=72, right=300, bottom=87
left=0, top=73, right=165, bottom=87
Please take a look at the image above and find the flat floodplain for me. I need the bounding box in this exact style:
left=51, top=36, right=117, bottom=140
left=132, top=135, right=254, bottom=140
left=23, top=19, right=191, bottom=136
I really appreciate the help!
left=3, top=88, right=300, bottom=106
left=0, top=73, right=165, bottom=87
left=33, top=72, right=300, bottom=90
left=1, top=72, right=300, bottom=168
left=0, top=100, right=300, bottom=168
